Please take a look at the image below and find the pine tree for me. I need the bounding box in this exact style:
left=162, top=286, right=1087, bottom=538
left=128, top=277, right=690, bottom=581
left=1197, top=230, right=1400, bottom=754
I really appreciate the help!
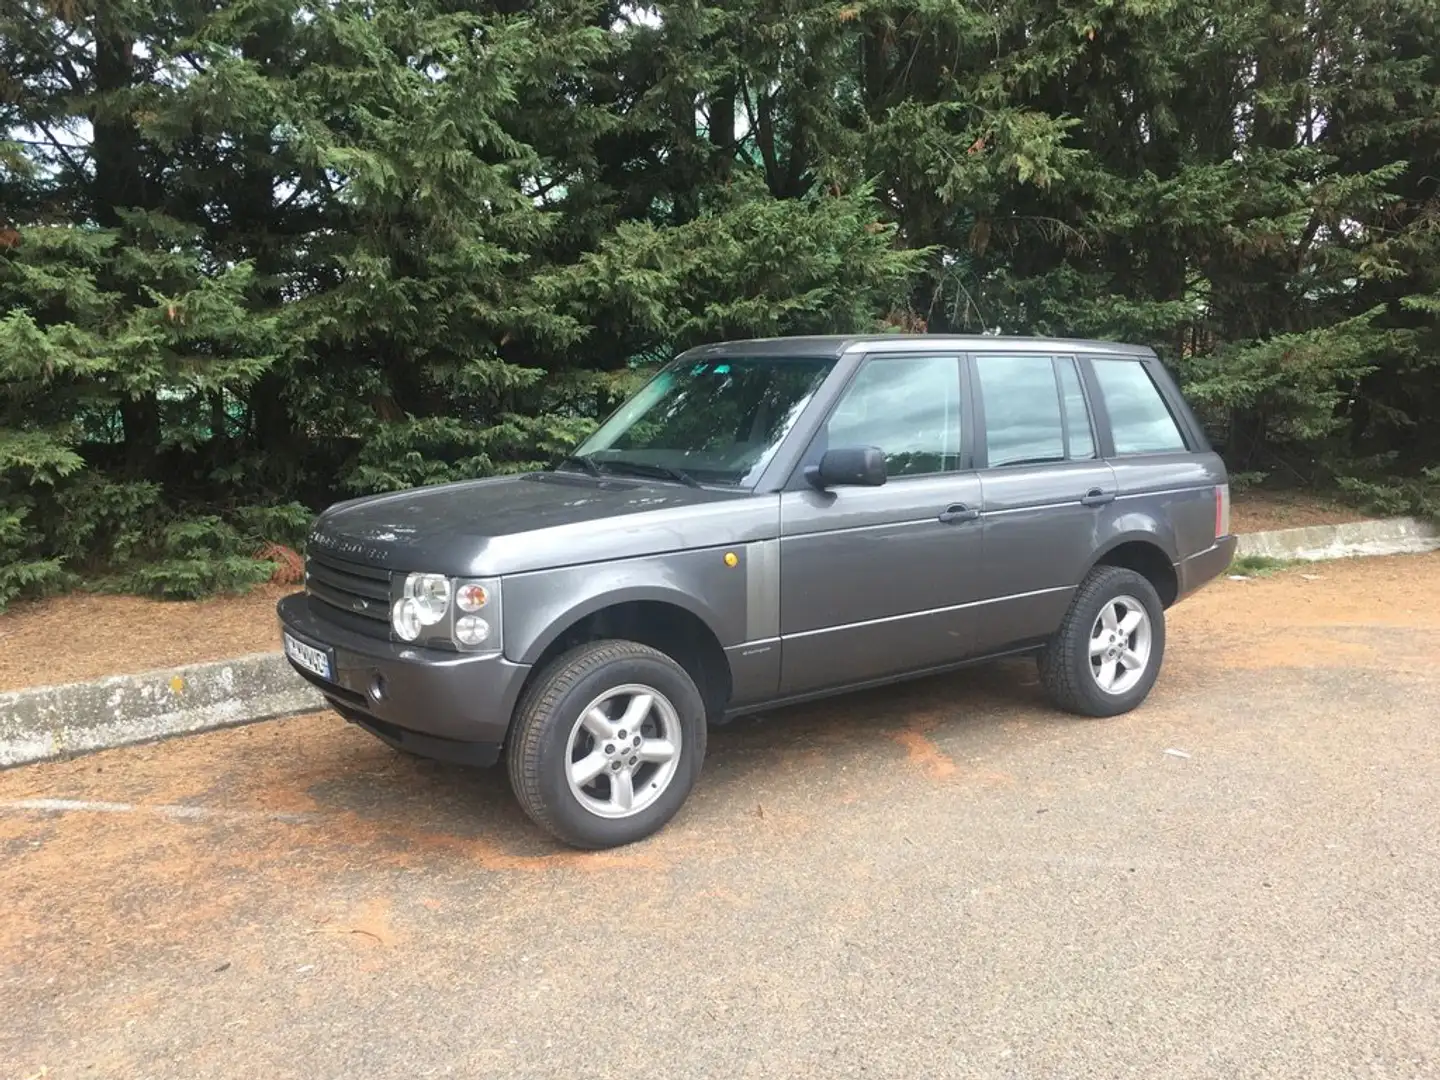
left=0, top=0, right=921, bottom=604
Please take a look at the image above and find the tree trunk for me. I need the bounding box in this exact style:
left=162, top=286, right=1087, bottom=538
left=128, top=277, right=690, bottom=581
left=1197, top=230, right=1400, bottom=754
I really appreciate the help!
left=91, top=12, right=145, bottom=227
left=709, top=75, right=736, bottom=182
left=120, top=396, right=162, bottom=473
left=93, top=9, right=160, bottom=472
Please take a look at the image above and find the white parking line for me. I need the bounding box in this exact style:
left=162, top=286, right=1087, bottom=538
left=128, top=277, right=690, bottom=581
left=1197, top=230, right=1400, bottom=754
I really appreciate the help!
left=0, top=798, right=315, bottom=824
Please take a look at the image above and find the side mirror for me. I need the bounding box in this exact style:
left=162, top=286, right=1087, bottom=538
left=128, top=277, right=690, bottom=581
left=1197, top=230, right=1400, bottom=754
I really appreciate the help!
left=804, top=446, right=887, bottom=490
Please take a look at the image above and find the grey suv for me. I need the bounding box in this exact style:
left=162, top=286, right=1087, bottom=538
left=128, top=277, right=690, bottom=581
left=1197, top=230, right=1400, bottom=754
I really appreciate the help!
left=278, top=335, right=1235, bottom=848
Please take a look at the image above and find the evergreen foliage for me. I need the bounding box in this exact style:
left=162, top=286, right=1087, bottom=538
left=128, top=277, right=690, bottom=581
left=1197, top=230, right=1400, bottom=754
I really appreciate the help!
left=2, top=0, right=1437, bottom=606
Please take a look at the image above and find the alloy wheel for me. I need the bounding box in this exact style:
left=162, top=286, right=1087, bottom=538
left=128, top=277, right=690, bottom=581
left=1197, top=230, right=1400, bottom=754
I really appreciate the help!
left=564, top=684, right=683, bottom=819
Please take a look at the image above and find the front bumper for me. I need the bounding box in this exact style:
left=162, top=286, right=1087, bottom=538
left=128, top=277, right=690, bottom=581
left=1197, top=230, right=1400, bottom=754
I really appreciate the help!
left=1175, top=534, right=1238, bottom=601
left=277, top=592, right=531, bottom=766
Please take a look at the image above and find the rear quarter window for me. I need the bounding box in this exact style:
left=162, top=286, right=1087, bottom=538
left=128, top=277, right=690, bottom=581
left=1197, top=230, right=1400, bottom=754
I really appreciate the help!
left=1091, top=359, right=1188, bottom=454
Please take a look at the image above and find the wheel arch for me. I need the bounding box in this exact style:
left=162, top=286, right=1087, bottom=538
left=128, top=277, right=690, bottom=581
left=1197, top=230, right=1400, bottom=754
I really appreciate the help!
left=513, top=591, right=734, bottom=725
left=1089, top=532, right=1180, bottom=608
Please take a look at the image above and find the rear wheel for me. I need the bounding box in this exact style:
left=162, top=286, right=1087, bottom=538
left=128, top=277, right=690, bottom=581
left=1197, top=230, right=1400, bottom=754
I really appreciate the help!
left=506, top=640, right=706, bottom=849
left=1038, top=565, right=1166, bottom=717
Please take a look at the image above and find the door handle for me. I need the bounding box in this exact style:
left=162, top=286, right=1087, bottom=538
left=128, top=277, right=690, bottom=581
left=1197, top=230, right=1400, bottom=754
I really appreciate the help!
left=1080, top=488, right=1115, bottom=507
left=938, top=504, right=980, bottom=524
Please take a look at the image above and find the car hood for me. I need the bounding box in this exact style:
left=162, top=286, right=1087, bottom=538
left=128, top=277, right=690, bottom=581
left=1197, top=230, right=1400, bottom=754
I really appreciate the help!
left=308, top=472, right=771, bottom=576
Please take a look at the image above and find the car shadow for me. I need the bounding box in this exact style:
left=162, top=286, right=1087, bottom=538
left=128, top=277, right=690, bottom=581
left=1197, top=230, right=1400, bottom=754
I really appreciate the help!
left=295, top=655, right=1074, bottom=852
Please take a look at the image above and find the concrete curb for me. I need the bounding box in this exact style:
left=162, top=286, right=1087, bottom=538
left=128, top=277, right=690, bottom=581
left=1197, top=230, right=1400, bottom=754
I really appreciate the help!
left=0, top=653, right=323, bottom=768
left=1234, top=516, right=1439, bottom=562
left=3, top=514, right=1437, bottom=768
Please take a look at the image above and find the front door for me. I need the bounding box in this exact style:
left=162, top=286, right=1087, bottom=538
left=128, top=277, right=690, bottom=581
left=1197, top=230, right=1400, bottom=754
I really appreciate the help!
left=778, top=353, right=986, bottom=696
left=969, top=351, right=1118, bottom=652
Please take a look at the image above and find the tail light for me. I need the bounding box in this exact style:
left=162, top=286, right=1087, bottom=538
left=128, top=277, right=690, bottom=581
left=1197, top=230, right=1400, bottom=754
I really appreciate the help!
left=1215, top=484, right=1231, bottom=538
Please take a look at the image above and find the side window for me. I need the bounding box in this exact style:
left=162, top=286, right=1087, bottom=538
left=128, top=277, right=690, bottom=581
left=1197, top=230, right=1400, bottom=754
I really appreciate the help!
left=825, top=355, right=961, bottom=477
left=1056, top=357, right=1096, bottom=460
left=1092, top=359, right=1187, bottom=454
left=973, top=354, right=1065, bottom=466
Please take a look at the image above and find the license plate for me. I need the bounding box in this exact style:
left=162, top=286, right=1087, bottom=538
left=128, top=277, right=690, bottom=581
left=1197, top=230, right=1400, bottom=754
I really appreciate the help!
left=284, top=632, right=333, bottom=682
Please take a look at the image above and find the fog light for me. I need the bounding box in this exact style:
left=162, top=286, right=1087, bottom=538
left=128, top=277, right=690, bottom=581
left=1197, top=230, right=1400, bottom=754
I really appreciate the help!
left=454, top=615, right=491, bottom=646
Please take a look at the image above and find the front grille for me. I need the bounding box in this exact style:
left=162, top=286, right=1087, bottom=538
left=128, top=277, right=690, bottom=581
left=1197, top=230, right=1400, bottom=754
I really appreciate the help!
left=305, top=550, right=392, bottom=638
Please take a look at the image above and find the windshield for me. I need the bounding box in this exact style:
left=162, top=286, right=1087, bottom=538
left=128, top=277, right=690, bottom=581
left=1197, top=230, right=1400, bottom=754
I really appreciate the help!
left=571, top=356, right=836, bottom=487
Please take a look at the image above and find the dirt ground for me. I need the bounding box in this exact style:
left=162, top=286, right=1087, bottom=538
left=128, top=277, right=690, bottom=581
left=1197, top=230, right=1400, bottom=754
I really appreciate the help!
left=0, top=584, right=290, bottom=693
left=1, top=552, right=1436, bottom=1079
left=0, top=490, right=1375, bottom=693
left=1228, top=488, right=1371, bottom=534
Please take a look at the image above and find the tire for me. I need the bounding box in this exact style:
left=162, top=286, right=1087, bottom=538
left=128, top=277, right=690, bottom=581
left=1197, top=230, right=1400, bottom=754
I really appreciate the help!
left=1038, top=565, right=1166, bottom=718
left=506, top=639, right=707, bottom=849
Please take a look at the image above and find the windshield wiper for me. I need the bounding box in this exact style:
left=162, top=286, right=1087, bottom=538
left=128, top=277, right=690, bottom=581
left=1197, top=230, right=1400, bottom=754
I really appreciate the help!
left=554, top=454, right=602, bottom=478
left=598, top=459, right=702, bottom=488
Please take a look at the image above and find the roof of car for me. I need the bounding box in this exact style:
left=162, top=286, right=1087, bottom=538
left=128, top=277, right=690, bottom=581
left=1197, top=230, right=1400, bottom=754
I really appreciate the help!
left=677, top=334, right=1155, bottom=360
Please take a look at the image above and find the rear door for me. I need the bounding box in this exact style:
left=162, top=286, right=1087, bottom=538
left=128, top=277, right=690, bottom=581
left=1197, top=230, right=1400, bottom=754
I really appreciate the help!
left=778, top=352, right=986, bottom=695
left=969, top=351, right=1117, bottom=653
left=1087, top=354, right=1222, bottom=560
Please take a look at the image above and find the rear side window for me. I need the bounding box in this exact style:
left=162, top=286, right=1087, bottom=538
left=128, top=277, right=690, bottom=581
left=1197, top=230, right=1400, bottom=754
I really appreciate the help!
left=974, top=354, right=1064, bottom=466
left=973, top=354, right=1070, bottom=467
left=1092, top=360, right=1187, bottom=454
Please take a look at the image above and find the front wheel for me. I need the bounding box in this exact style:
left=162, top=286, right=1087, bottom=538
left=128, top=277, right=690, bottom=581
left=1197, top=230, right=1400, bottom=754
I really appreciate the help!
left=1038, top=565, right=1166, bottom=717
left=506, top=640, right=706, bottom=849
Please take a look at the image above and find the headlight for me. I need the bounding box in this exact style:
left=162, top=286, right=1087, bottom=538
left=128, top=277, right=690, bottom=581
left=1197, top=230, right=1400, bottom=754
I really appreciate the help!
left=392, top=597, right=423, bottom=641
left=389, top=573, right=500, bottom=651
left=403, top=573, right=450, bottom=626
